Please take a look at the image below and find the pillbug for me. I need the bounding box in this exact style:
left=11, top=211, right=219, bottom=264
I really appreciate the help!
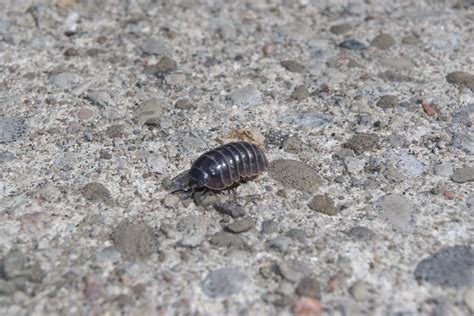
left=169, top=141, right=269, bottom=193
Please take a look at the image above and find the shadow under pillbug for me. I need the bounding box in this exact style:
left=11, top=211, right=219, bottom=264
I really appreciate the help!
left=189, top=141, right=269, bottom=190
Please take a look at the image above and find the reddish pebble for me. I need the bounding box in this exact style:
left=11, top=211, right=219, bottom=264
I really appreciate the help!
left=443, top=190, right=455, bottom=200
left=325, top=270, right=345, bottom=293
left=83, top=275, right=104, bottom=300
left=293, top=297, right=321, bottom=316
left=21, top=212, right=49, bottom=233
left=422, top=102, right=435, bottom=116
left=262, top=43, right=274, bottom=56
left=77, top=108, right=94, bottom=120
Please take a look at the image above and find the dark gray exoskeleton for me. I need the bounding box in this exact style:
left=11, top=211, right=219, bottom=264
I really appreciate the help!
left=169, top=141, right=269, bottom=194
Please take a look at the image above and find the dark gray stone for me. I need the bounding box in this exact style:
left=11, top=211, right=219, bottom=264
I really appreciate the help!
left=261, top=219, right=279, bottom=234
left=226, top=217, right=255, bottom=233
left=414, top=245, right=473, bottom=288
left=308, top=195, right=338, bottom=216
left=451, top=167, right=474, bottom=183
left=295, top=277, right=321, bottom=299
left=81, top=182, right=112, bottom=203
left=339, top=39, right=366, bottom=50
left=0, top=117, right=26, bottom=144
left=280, top=60, right=306, bottom=73
left=347, top=226, right=376, bottom=241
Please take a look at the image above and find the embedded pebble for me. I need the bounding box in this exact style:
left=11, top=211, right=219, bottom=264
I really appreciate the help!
left=112, top=220, right=158, bottom=260
left=414, top=245, right=473, bottom=288
left=261, top=219, right=279, bottom=234
left=308, top=195, right=338, bottom=216
left=36, top=184, right=61, bottom=202
left=376, top=194, right=416, bottom=232
left=269, top=159, right=321, bottom=194
left=86, top=90, right=114, bottom=108
left=210, top=231, right=246, bottom=248
left=201, top=268, right=248, bottom=298
left=371, top=33, right=396, bottom=50
left=295, top=277, right=321, bottom=299
left=213, top=202, right=246, bottom=218
left=282, top=136, right=304, bottom=153
left=344, top=133, right=380, bottom=154
left=228, top=85, right=261, bottom=107
left=339, top=39, right=366, bottom=50
left=266, top=236, right=291, bottom=253
left=0, top=117, right=27, bottom=144
left=446, top=71, right=474, bottom=89
left=177, top=215, right=208, bottom=248
left=293, top=297, right=321, bottom=316
left=48, top=72, right=83, bottom=89
left=377, top=95, right=399, bottom=108
left=2, top=250, right=26, bottom=280
left=81, top=182, right=112, bottom=203
left=95, top=247, right=121, bottom=262
left=137, top=98, right=164, bottom=125
left=77, top=108, right=94, bottom=120
left=280, top=60, right=306, bottom=73
left=452, top=132, right=473, bottom=154
left=347, top=226, right=376, bottom=241
left=290, top=85, right=310, bottom=101
left=433, top=163, right=453, bottom=177
left=344, top=157, right=365, bottom=174
left=451, top=167, right=474, bottom=183
left=349, top=280, right=370, bottom=301
left=139, top=38, right=169, bottom=55
left=226, top=217, right=255, bottom=233
left=329, top=23, right=351, bottom=34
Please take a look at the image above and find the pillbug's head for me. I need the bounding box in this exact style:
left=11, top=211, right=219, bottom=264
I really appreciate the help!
left=189, top=167, right=209, bottom=187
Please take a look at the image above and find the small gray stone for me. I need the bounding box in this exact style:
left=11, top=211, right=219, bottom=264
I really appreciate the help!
left=0, top=280, right=16, bottom=296
left=329, top=23, right=352, bottom=35
left=112, top=220, right=158, bottom=260
left=99, top=150, right=112, bottom=160
left=261, top=219, right=279, bottom=234
left=0, top=117, right=26, bottom=144
left=414, top=245, right=473, bottom=288
left=384, top=165, right=405, bottom=183
left=376, top=194, right=416, bottom=232
left=452, top=132, right=473, bottom=154
left=49, top=72, right=83, bottom=90
left=81, top=182, right=112, bottom=203
left=175, top=99, right=195, bottom=110
left=339, top=39, right=366, bottom=50
left=397, top=152, right=424, bottom=177
left=137, top=98, right=164, bottom=126
left=308, top=195, right=338, bottom=216
left=209, top=231, right=246, bottom=248
left=344, top=133, right=380, bottom=154
left=147, top=56, right=177, bottom=75
left=226, top=217, right=255, bottom=233
left=380, top=57, right=415, bottom=70
left=282, top=136, right=304, bottom=153
left=95, top=246, right=121, bottom=262
left=139, top=38, right=169, bottom=55
left=269, top=159, right=321, bottom=194
left=286, top=228, right=307, bottom=243
left=446, top=71, right=474, bottom=89
left=228, top=85, right=261, bottom=107
left=213, top=202, right=245, bottom=218
left=290, top=85, right=310, bottom=101
left=349, top=280, right=369, bottom=301
left=0, top=152, right=15, bottom=164
left=280, top=60, right=306, bottom=73
left=371, top=33, right=396, bottom=50
left=347, top=226, right=376, bottom=241
left=344, top=157, right=365, bottom=174
left=376, top=95, right=399, bottom=108
left=433, top=163, right=453, bottom=177
left=334, top=175, right=345, bottom=183
left=276, top=260, right=307, bottom=282
left=451, top=167, right=474, bottom=183
left=2, top=250, right=26, bottom=280
left=266, top=236, right=291, bottom=253
left=295, top=277, right=321, bottom=299
left=201, top=268, right=248, bottom=298
left=86, top=90, right=115, bottom=108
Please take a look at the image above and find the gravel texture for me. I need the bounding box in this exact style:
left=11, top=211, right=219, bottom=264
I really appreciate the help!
left=0, top=0, right=473, bottom=315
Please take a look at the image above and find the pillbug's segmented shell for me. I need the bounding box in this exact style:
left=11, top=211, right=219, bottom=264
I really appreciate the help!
left=189, top=142, right=269, bottom=190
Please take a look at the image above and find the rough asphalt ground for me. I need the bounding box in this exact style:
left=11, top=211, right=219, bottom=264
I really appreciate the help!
left=0, top=0, right=473, bottom=315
